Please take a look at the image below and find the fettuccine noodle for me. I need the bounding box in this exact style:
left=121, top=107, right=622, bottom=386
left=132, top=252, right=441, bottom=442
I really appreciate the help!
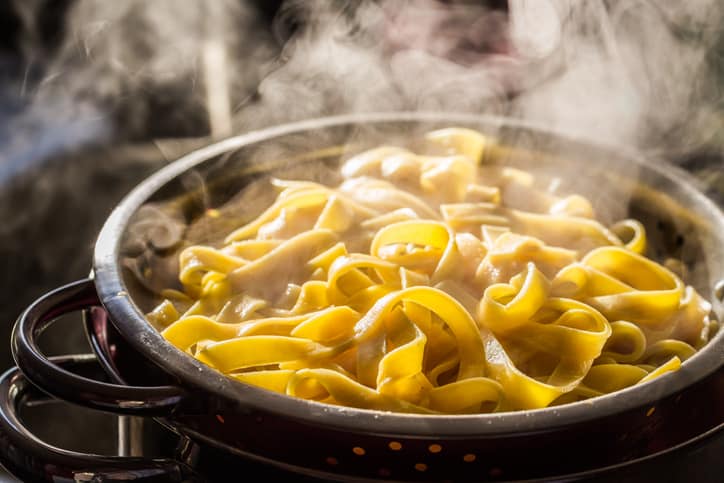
left=147, top=128, right=713, bottom=413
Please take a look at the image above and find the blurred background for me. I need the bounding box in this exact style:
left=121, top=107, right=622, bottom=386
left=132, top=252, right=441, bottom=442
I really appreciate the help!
left=0, top=0, right=722, bottom=480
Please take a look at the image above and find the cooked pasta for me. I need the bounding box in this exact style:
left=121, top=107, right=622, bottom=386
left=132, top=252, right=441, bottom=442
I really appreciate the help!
left=147, top=128, right=714, bottom=413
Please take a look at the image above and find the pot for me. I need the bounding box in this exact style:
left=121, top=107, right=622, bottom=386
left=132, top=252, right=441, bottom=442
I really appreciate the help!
left=2, top=112, right=723, bottom=482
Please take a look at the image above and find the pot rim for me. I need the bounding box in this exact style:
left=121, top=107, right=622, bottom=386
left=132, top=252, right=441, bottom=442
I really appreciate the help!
left=93, top=111, right=724, bottom=436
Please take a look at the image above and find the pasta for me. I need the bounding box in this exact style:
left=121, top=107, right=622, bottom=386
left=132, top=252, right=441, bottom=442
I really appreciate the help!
left=147, top=128, right=714, bottom=413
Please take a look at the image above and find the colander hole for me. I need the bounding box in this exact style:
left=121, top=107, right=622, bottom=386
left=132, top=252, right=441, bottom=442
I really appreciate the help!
left=428, top=444, right=442, bottom=453
left=388, top=441, right=402, bottom=451
left=352, top=446, right=366, bottom=456
left=463, top=454, right=477, bottom=463
left=414, top=463, right=428, bottom=472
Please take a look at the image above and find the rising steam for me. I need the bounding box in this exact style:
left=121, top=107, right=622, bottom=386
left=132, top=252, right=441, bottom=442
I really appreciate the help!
left=4, top=0, right=722, bottom=158
left=4, top=0, right=721, bottom=280
left=241, top=0, right=723, bottom=156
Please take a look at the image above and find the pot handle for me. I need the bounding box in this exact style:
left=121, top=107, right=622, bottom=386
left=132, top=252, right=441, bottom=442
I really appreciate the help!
left=11, top=279, right=187, bottom=416
left=0, top=356, right=201, bottom=482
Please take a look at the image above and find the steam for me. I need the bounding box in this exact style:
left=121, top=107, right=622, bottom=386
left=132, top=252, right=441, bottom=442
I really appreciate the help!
left=238, top=0, right=514, bottom=129
left=508, top=0, right=724, bottom=155
left=236, top=0, right=723, bottom=156
left=4, top=0, right=722, bottom=158
left=2, top=0, right=723, bottom=276
left=2, top=0, right=719, bottom=268
left=0, top=0, right=275, bottom=266
left=5, top=0, right=276, bottom=147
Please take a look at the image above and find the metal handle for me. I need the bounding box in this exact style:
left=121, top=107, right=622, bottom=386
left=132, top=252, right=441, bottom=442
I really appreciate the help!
left=0, top=356, right=201, bottom=482
left=11, top=279, right=186, bottom=416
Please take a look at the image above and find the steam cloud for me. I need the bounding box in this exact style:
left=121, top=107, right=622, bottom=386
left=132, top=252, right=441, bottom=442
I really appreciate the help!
left=4, top=0, right=721, bottom=284
left=4, top=0, right=722, bottom=158
left=243, top=0, right=724, bottom=160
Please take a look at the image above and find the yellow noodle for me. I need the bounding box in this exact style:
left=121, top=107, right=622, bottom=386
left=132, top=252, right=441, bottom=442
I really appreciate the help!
left=148, top=127, right=713, bottom=414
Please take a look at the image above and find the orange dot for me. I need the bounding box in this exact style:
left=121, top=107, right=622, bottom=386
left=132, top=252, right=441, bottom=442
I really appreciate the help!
left=215, top=414, right=225, bottom=424
left=414, top=463, right=428, bottom=472
left=388, top=441, right=402, bottom=451
left=352, top=446, right=366, bottom=456
left=428, top=444, right=442, bottom=453
left=646, top=407, right=656, bottom=417
left=463, top=454, right=476, bottom=463
left=325, top=457, right=338, bottom=465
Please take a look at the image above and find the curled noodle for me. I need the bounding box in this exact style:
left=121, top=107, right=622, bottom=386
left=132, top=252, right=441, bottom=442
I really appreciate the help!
left=147, top=127, right=714, bottom=413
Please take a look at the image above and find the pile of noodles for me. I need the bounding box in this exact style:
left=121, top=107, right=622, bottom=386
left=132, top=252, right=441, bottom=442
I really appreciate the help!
left=147, top=128, right=713, bottom=413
